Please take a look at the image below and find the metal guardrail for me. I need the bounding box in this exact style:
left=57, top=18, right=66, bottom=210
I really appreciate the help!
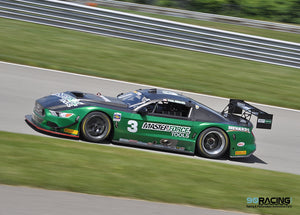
left=78, top=0, right=300, bottom=34
left=1, top=0, right=300, bottom=69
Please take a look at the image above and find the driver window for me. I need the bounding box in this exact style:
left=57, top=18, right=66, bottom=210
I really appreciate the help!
left=153, top=101, right=190, bottom=117
left=142, top=103, right=156, bottom=113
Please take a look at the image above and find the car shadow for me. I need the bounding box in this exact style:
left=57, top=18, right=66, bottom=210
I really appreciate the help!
left=113, top=142, right=268, bottom=164
left=228, top=155, right=267, bottom=164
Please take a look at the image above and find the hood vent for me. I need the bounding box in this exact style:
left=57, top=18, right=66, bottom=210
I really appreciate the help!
left=70, top=91, right=85, bottom=98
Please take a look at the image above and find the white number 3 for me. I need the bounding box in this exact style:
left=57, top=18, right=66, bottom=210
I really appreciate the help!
left=127, top=120, right=138, bottom=133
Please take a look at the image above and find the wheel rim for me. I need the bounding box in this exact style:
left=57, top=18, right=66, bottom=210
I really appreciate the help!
left=201, top=131, right=226, bottom=155
left=86, top=116, right=107, bottom=137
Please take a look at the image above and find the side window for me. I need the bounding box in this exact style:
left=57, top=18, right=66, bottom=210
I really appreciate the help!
left=142, top=103, right=156, bottom=113
left=153, top=101, right=190, bottom=117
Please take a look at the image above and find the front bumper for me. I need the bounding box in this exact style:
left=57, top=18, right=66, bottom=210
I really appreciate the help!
left=25, top=115, right=80, bottom=139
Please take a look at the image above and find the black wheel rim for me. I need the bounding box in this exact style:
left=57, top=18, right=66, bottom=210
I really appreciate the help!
left=86, top=116, right=107, bottom=137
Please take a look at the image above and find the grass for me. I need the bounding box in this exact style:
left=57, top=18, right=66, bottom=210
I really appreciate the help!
left=99, top=6, right=300, bottom=43
left=0, top=131, right=299, bottom=215
left=1, top=18, right=299, bottom=109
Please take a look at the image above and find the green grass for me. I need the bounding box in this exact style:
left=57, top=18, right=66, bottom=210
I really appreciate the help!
left=1, top=18, right=300, bottom=110
left=0, top=131, right=299, bottom=215
left=99, top=6, right=300, bottom=43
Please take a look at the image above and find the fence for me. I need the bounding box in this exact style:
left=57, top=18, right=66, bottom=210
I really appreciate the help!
left=1, top=0, right=299, bottom=68
left=84, top=0, right=300, bottom=34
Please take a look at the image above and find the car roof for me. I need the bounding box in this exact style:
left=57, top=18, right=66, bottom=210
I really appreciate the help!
left=138, top=89, right=194, bottom=103
left=138, top=88, right=222, bottom=113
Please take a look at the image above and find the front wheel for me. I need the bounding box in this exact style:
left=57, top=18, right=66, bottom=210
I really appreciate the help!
left=196, top=127, right=229, bottom=159
left=81, top=112, right=112, bottom=142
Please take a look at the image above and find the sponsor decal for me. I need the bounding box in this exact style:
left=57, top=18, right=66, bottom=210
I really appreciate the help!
left=237, top=142, right=245, bottom=147
left=228, top=126, right=250, bottom=133
left=176, top=147, right=185, bottom=151
left=113, top=113, right=122, bottom=122
left=235, top=150, right=247, bottom=155
left=142, top=122, right=191, bottom=138
left=246, top=197, right=292, bottom=208
left=53, top=93, right=83, bottom=107
left=258, top=119, right=272, bottom=124
left=64, top=128, right=78, bottom=135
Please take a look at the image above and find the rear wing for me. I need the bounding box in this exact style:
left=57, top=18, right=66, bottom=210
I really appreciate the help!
left=222, top=99, right=273, bottom=129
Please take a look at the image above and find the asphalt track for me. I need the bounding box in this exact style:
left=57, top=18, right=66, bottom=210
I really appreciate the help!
left=0, top=61, right=299, bottom=214
left=1, top=61, right=299, bottom=174
left=0, top=185, right=251, bottom=215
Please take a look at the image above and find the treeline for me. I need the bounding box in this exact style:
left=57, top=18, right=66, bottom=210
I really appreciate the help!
left=120, top=0, right=300, bottom=24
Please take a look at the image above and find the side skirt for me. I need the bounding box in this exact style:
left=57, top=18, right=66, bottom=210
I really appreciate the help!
left=113, top=138, right=194, bottom=156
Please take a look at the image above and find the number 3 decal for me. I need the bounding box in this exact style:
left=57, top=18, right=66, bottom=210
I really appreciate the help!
left=127, top=120, right=138, bottom=133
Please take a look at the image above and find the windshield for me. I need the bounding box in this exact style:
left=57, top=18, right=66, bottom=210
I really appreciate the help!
left=117, top=91, right=150, bottom=109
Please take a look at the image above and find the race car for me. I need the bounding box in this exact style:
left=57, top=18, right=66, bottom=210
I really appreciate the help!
left=25, top=88, right=273, bottom=159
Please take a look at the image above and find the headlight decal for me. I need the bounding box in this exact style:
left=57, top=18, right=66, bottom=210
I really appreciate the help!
left=59, top=112, right=73, bottom=118
left=49, top=110, right=73, bottom=118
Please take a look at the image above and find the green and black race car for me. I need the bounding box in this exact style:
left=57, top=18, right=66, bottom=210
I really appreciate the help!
left=25, top=88, right=273, bottom=159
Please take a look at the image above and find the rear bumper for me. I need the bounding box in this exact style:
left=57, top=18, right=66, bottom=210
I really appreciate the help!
left=25, top=115, right=80, bottom=139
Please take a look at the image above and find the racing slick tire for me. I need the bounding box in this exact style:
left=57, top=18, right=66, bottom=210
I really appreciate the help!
left=197, top=127, right=229, bottom=159
left=81, top=112, right=112, bottom=142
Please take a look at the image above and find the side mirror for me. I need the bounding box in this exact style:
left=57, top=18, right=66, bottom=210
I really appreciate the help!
left=137, top=107, right=148, bottom=116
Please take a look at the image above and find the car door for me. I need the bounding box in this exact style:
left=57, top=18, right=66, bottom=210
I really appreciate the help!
left=116, top=100, right=197, bottom=152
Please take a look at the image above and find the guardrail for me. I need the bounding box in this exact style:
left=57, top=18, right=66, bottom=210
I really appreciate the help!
left=77, top=0, right=300, bottom=34
left=1, top=0, right=299, bottom=69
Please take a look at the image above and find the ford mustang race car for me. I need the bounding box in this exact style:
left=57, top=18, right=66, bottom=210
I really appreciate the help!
left=25, top=89, right=273, bottom=158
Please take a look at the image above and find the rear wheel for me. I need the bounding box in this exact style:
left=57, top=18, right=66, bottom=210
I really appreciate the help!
left=81, top=112, right=112, bottom=142
left=197, top=127, right=229, bottom=158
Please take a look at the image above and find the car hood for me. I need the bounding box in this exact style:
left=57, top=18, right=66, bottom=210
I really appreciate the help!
left=36, top=91, right=127, bottom=111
